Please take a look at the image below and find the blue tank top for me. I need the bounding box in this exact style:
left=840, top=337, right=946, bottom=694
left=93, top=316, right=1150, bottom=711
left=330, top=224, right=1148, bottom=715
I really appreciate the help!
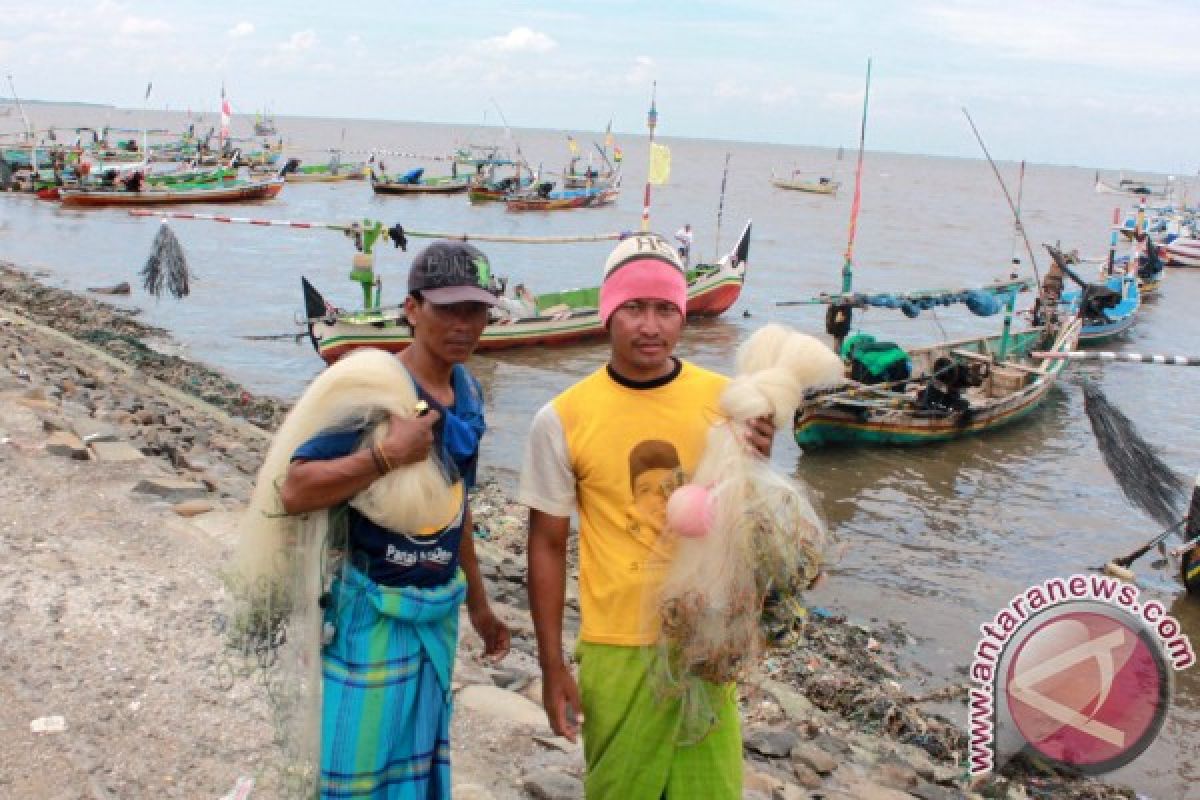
left=292, top=364, right=486, bottom=588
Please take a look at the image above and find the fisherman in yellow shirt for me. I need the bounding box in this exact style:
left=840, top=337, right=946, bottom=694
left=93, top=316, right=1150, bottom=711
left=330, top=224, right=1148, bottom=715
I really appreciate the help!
left=519, top=234, right=773, bottom=799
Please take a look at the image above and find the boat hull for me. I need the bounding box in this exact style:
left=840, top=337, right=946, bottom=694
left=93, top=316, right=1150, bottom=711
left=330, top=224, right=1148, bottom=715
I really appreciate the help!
left=58, top=180, right=283, bottom=207
left=771, top=179, right=839, bottom=195
left=794, top=320, right=1080, bottom=447
left=505, top=187, right=618, bottom=211
left=371, top=179, right=469, bottom=194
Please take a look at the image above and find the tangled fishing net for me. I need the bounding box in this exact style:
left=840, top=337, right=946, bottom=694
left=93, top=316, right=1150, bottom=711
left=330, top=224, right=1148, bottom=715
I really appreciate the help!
left=140, top=220, right=194, bottom=299
left=653, top=324, right=845, bottom=741
left=224, top=348, right=456, bottom=794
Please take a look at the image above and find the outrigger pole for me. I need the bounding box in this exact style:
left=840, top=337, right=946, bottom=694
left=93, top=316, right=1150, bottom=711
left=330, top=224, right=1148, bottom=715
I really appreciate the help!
left=128, top=210, right=625, bottom=244
left=129, top=209, right=627, bottom=308
left=1033, top=350, right=1200, bottom=366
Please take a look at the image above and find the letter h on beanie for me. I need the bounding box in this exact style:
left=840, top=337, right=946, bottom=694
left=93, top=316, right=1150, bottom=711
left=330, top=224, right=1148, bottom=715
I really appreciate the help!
left=599, top=234, right=687, bottom=324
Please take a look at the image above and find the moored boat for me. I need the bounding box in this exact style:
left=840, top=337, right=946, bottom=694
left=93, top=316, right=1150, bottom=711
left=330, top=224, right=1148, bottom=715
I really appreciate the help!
left=302, top=221, right=751, bottom=363
left=794, top=315, right=1081, bottom=447
left=504, top=183, right=618, bottom=211
left=370, top=167, right=469, bottom=194
left=58, top=178, right=283, bottom=208
left=770, top=170, right=840, bottom=195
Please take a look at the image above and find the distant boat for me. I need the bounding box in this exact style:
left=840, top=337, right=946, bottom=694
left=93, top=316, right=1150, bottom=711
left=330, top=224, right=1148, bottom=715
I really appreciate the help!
left=370, top=167, right=469, bottom=195
left=1094, top=171, right=1167, bottom=197
left=280, top=157, right=366, bottom=183
left=770, top=170, right=839, bottom=195
left=504, top=182, right=618, bottom=211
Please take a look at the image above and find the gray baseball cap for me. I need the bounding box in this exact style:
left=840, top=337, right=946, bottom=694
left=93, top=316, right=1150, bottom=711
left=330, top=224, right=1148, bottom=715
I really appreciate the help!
left=406, top=241, right=498, bottom=305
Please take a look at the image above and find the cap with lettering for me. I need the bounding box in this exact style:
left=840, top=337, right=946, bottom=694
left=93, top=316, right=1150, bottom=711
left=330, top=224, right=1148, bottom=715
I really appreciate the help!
left=406, top=241, right=498, bottom=305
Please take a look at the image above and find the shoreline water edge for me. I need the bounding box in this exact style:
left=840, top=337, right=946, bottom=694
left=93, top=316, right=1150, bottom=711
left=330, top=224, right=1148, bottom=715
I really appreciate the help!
left=0, top=260, right=1140, bottom=799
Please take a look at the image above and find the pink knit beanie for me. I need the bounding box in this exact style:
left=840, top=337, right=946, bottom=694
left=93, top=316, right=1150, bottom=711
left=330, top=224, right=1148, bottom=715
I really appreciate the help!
left=599, top=234, right=687, bottom=324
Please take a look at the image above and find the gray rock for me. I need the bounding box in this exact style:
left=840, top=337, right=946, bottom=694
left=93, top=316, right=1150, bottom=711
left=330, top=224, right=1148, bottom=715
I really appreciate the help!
left=910, top=780, right=963, bottom=800
left=790, top=742, right=838, bottom=775
left=791, top=760, right=822, bottom=789
left=90, top=441, right=145, bottom=463
left=489, top=665, right=534, bottom=692
left=456, top=685, right=547, bottom=728
left=131, top=477, right=208, bottom=501
left=70, top=417, right=120, bottom=444
left=759, top=678, right=817, bottom=721
left=772, top=783, right=812, bottom=800
left=744, top=728, right=800, bottom=759
left=45, top=431, right=88, bottom=460
left=522, top=769, right=583, bottom=800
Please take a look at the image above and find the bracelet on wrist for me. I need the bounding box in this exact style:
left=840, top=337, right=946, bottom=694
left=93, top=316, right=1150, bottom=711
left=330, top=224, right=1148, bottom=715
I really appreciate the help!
left=370, top=442, right=390, bottom=475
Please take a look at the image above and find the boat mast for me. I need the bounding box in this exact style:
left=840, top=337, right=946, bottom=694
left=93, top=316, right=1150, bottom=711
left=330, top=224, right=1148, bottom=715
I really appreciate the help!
left=841, top=60, right=872, bottom=294
left=641, top=82, right=658, bottom=232
left=713, top=151, right=731, bottom=259
left=6, top=74, right=36, bottom=177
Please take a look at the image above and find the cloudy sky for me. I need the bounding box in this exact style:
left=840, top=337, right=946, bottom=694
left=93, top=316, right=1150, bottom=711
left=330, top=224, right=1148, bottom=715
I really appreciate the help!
left=2, top=1, right=1197, bottom=173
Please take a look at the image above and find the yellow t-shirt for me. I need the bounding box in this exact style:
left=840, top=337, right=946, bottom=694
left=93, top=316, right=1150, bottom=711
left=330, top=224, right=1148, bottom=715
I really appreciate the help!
left=519, top=360, right=728, bottom=645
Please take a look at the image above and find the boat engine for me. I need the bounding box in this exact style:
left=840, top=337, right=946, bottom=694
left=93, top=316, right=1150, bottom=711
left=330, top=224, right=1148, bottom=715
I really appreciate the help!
left=916, top=356, right=986, bottom=414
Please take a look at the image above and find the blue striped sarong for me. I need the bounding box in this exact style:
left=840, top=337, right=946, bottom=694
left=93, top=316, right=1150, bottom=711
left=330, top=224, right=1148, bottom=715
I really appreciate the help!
left=320, top=566, right=466, bottom=799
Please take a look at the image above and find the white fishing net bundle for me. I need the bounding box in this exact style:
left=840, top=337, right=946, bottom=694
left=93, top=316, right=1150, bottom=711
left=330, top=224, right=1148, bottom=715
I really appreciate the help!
left=654, top=324, right=844, bottom=737
left=226, top=348, right=456, bottom=795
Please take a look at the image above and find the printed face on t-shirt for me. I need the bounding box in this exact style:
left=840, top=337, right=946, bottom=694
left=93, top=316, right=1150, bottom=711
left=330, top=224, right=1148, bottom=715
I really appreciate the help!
left=625, top=439, right=683, bottom=538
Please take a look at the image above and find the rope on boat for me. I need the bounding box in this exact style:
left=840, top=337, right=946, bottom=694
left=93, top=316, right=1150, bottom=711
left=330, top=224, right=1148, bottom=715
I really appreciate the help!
left=127, top=210, right=625, bottom=244
left=1032, top=350, right=1200, bottom=366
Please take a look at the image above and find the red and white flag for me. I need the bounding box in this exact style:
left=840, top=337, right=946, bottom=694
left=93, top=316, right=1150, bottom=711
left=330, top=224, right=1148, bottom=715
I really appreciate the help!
left=220, top=85, right=232, bottom=141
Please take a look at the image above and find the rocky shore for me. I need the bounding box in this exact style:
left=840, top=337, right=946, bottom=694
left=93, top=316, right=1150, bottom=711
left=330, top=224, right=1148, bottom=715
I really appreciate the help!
left=0, top=261, right=1138, bottom=799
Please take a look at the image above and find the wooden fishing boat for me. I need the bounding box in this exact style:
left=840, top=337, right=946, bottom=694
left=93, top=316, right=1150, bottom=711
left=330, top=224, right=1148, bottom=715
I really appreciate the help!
left=301, top=221, right=752, bottom=363
left=1163, top=237, right=1200, bottom=267
left=1055, top=260, right=1141, bottom=344
left=58, top=178, right=283, bottom=208
left=370, top=168, right=469, bottom=195
left=794, top=315, right=1081, bottom=447
left=505, top=184, right=618, bottom=212
left=770, top=170, right=840, bottom=195
left=281, top=158, right=367, bottom=183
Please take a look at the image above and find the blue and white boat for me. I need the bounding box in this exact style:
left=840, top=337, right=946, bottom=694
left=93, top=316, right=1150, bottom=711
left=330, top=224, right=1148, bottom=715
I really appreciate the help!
left=1059, top=270, right=1140, bottom=344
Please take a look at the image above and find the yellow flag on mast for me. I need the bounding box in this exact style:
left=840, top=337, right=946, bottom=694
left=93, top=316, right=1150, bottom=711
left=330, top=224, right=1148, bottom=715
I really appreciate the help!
left=648, top=142, right=671, bottom=185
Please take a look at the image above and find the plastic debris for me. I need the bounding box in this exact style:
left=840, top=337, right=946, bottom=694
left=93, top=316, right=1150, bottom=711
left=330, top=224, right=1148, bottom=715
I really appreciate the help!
left=30, top=715, right=67, bottom=733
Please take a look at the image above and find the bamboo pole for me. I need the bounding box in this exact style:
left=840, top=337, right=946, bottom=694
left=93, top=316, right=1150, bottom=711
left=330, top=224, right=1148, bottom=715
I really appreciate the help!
left=127, top=210, right=624, bottom=244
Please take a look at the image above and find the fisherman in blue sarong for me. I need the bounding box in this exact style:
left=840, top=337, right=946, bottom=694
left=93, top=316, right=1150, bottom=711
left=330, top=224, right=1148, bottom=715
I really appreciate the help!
left=279, top=241, right=511, bottom=799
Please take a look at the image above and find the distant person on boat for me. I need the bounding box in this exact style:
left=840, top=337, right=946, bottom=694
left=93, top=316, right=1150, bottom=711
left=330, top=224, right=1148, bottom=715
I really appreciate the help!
left=674, top=223, right=694, bottom=267
left=278, top=241, right=510, bottom=799
left=521, top=233, right=775, bottom=799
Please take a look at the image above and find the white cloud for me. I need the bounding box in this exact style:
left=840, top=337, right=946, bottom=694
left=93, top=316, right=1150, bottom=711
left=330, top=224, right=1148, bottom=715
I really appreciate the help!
left=920, top=1, right=1200, bottom=72
left=759, top=85, right=797, bottom=106
left=118, top=16, right=172, bottom=36
left=714, top=79, right=748, bottom=99
left=281, top=30, right=317, bottom=52
left=227, top=22, right=255, bottom=38
left=485, top=27, right=557, bottom=54
left=626, top=56, right=655, bottom=86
